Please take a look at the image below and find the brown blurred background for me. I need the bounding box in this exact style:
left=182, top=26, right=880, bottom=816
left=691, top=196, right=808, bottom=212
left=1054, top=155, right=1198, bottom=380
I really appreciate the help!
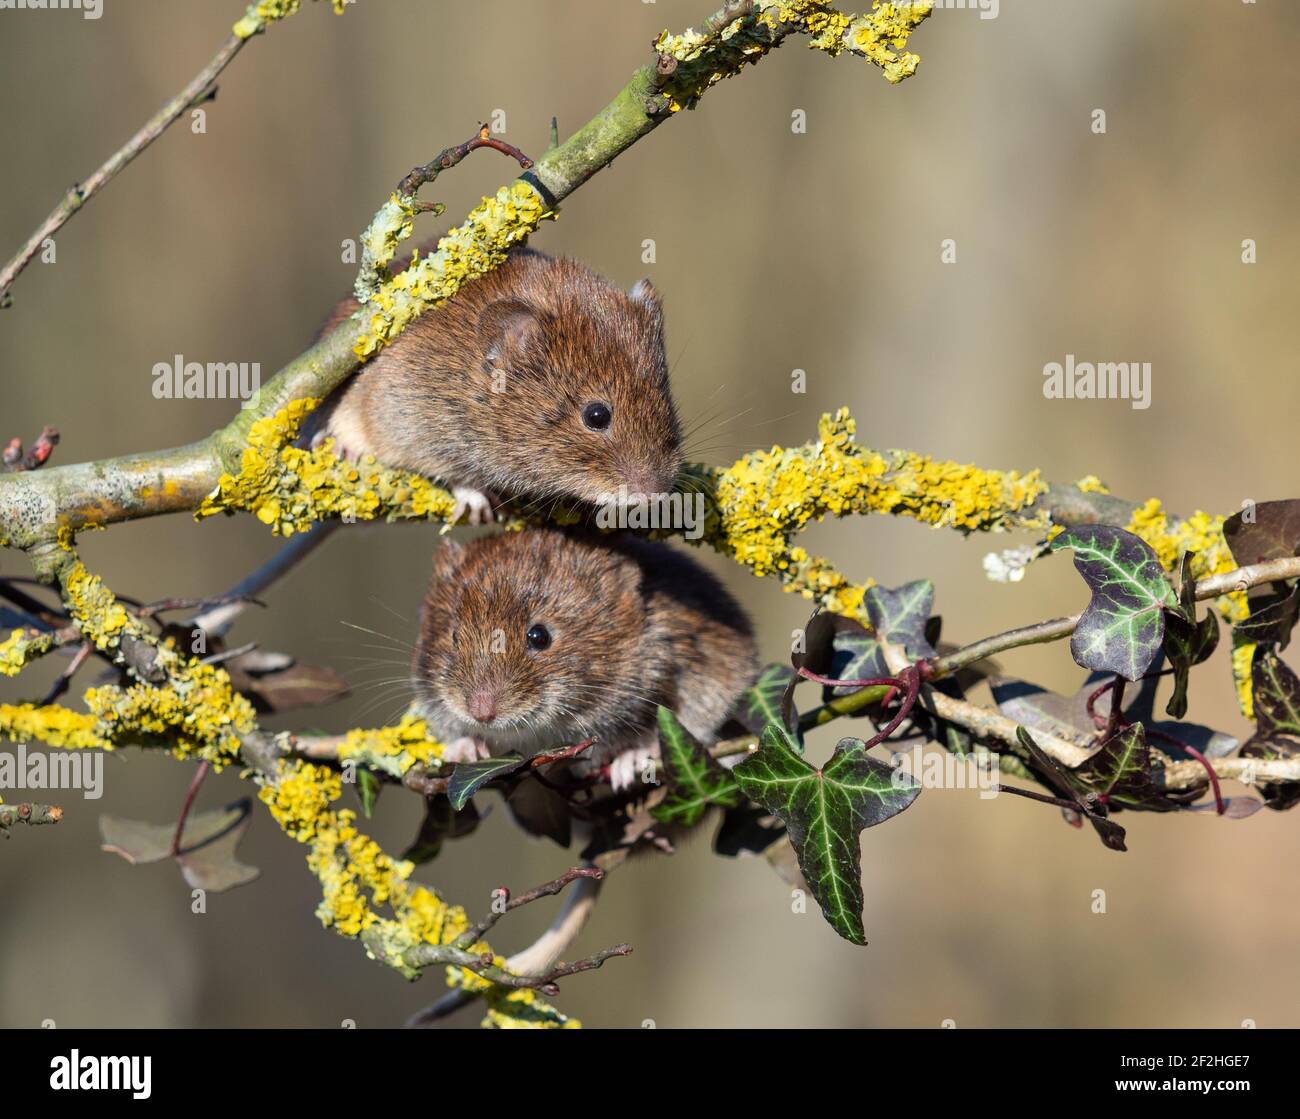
left=2, top=0, right=1298, bottom=1029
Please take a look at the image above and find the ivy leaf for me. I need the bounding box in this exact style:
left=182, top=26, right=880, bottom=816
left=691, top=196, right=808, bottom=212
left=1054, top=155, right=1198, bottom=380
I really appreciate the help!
left=355, top=768, right=381, bottom=819
left=826, top=624, right=887, bottom=698
left=402, top=795, right=481, bottom=864
left=733, top=663, right=798, bottom=736
left=1051, top=524, right=1177, bottom=681
left=1013, top=728, right=1128, bottom=852
left=652, top=706, right=741, bottom=827
left=100, top=799, right=259, bottom=892
left=863, top=580, right=937, bottom=660
left=504, top=780, right=571, bottom=848
left=1251, top=647, right=1300, bottom=735
left=1074, top=723, right=1190, bottom=812
left=447, top=754, right=527, bottom=811
left=1239, top=648, right=1300, bottom=812
left=1233, top=584, right=1300, bottom=650
left=733, top=722, right=920, bottom=945
left=1224, top=499, right=1300, bottom=567
left=713, top=803, right=786, bottom=857
left=1162, top=552, right=1220, bottom=719
left=991, top=673, right=1238, bottom=762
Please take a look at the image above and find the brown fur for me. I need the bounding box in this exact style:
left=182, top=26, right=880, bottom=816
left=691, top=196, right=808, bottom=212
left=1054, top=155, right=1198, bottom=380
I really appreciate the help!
left=412, top=528, right=757, bottom=765
left=317, top=248, right=683, bottom=504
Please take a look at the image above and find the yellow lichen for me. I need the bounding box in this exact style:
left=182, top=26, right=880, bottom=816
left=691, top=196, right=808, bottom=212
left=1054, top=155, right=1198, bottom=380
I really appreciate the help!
left=257, top=756, right=569, bottom=1024
left=233, top=0, right=347, bottom=40
left=1075, top=475, right=1110, bottom=495
left=354, top=182, right=554, bottom=359
left=655, top=0, right=930, bottom=112
left=195, top=399, right=457, bottom=535
left=1124, top=499, right=1245, bottom=619
left=0, top=629, right=54, bottom=676
left=1232, top=643, right=1255, bottom=720
left=689, top=408, right=1046, bottom=617
left=337, top=712, right=446, bottom=778
left=0, top=703, right=104, bottom=749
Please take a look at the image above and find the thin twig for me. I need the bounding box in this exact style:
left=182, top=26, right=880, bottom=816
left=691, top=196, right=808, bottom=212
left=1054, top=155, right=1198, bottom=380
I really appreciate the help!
left=0, top=35, right=249, bottom=306
left=453, top=866, right=605, bottom=950
left=930, top=555, right=1300, bottom=679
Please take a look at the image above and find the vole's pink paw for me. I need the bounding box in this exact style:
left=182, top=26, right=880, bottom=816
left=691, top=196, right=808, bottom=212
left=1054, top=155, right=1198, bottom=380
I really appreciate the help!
left=609, top=742, right=660, bottom=792
left=312, top=427, right=360, bottom=462
left=444, top=736, right=491, bottom=764
left=451, top=486, right=498, bottom=526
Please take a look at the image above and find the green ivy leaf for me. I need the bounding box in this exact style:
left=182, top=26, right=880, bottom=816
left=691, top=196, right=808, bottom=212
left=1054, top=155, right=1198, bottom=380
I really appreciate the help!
left=447, top=754, right=527, bottom=811
left=652, top=706, right=741, bottom=826
left=1250, top=647, right=1300, bottom=737
left=732, top=663, right=797, bottom=735
left=827, top=625, right=887, bottom=697
left=1074, top=723, right=1189, bottom=812
left=733, top=722, right=920, bottom=944
left=356, top=767, right=382, bottom=819
left=1051, top=524, right=1177, bottom=681
left=863, top=580, right=937, bottom=660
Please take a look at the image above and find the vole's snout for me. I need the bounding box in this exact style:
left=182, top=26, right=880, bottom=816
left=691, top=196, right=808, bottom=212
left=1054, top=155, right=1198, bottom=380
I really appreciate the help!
left=467, top=689, right=499, bottom=724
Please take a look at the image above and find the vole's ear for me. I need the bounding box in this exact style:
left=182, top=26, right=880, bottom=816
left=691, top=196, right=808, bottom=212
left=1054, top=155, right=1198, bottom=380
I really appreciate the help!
left=430, top=539, right=466, bottom=582
left=629, top=278, right=665, bottom=354
left=477, top=299, right=543, bottom=369
left=629, top=278, right=662, bottom=319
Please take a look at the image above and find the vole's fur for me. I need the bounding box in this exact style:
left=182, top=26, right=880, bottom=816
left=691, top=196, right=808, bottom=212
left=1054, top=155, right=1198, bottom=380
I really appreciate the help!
left=315, top=248, right=683, bottom=510
left=412, top=528, right=757, bottom=785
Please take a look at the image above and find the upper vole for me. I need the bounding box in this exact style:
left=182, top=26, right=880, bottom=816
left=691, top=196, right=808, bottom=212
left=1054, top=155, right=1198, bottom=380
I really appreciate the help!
left=315, top=248, right=684, bottom=520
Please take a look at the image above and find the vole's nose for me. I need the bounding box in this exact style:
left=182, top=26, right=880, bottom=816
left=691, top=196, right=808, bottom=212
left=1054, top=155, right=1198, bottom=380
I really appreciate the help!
left=468, top=690, right=498, bottom=724
left=625, top=474, right=662, bottom=499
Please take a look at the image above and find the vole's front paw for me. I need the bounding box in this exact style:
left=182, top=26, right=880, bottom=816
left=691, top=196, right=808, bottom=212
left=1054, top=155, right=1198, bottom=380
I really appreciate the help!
left=608, top=742, right=661, bottom=793
left=451, top=486, right=498, bottom=526
left=312, top=426, right=361, bottom=462
left=444, top=736, right=491, bottom=764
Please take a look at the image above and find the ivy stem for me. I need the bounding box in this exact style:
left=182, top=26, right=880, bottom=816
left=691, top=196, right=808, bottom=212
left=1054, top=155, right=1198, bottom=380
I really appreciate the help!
left=170, top=760, right=210, bottom=858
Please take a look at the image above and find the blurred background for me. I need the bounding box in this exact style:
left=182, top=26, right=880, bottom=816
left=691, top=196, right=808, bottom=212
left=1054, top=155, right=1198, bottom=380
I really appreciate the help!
left=2, top=0, right=1298, bottom=1029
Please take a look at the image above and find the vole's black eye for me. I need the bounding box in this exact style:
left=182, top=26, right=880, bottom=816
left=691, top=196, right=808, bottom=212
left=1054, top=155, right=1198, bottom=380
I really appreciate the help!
left=526, top=623, right=551, bottom=651
left=581, top=401, right=612, bottom=431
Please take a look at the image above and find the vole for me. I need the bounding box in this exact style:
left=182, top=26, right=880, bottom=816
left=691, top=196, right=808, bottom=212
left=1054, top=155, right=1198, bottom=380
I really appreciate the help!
left=314, top=247, right=683, bottom=522
left=412, top=527, right=757, bottom=789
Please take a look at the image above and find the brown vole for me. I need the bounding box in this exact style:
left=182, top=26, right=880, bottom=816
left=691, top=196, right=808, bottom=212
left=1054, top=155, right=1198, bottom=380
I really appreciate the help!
left=412, top=528, right=757, bottom=789
left=315, top=248, right=683, bottom=522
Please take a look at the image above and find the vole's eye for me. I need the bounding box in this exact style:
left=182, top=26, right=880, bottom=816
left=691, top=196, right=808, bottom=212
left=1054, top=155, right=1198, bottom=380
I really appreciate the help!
left=526, top=623, right=552, bottom=651
left=581, top=401, right=612, bottom=431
